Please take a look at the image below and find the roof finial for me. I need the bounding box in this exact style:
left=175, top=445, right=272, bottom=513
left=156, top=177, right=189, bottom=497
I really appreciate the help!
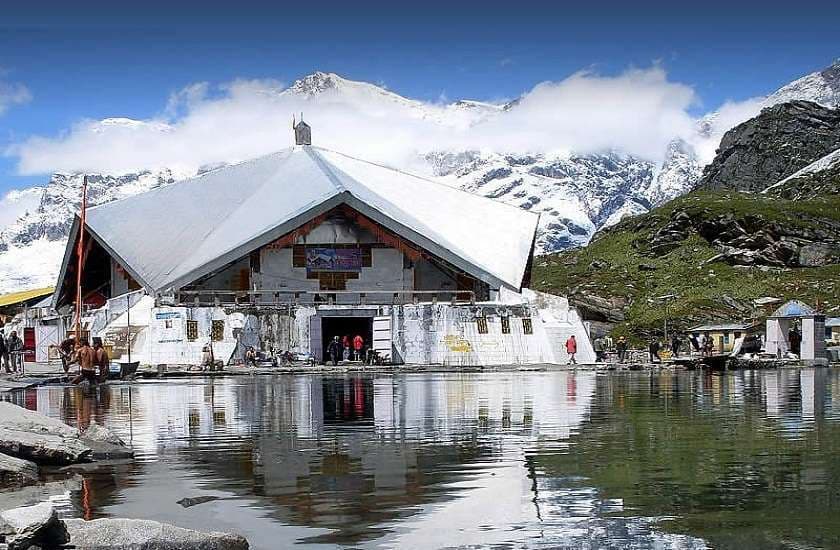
left=293, top=113, right=312, bottom=146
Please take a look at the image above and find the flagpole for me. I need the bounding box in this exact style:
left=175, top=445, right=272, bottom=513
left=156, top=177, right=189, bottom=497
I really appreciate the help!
left=75, top=175, right=88, bottom=342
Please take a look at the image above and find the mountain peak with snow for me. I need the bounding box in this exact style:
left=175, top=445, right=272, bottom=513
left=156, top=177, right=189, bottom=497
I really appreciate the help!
left=764, top=60, right=840, bottom=109
left=3, top=61, right=840, bottom=294
left=287, top=71, right=346, bottom=96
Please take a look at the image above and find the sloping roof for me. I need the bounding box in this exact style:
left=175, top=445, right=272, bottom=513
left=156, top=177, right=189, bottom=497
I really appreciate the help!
left=689, top=323, right=752, bottom=332
left=825, top=317, right=840, bottom=327
left=770, top=300, right=818, bottom=318
left=70, top=146, right=539, bottom=293
left=0, top=287, right=55, bottom=308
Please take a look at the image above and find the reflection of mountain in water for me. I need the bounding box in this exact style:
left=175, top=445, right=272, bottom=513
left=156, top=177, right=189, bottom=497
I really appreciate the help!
left=532, top=368, right=840, bottom=550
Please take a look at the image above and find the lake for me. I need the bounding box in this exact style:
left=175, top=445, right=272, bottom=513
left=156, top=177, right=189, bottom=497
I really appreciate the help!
left=4, top=368, right=839, bottom=549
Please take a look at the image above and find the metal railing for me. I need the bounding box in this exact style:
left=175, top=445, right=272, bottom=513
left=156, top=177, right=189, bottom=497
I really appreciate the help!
left=170, top=289, right=477, bottom=307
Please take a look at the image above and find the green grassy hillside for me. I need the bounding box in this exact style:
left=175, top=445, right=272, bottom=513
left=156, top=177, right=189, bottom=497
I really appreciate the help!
left=531, top=191, right=840, bottom=340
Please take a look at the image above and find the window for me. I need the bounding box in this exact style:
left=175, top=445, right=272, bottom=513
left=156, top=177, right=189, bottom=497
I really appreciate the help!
left=723, top=333, right=730, bottom=344
left=477, top=317, right=488, bottom=334
left=186, top=320, right=199, bottom=342
left=211, top=320, right=225, bottom=342
left=522, top=318, right=533, bottom=335
left=501, top=316, right=511, bottom=334
left=318, top=272, right=357, bottom=291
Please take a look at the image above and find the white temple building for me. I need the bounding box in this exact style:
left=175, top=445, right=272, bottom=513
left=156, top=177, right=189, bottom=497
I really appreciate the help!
left=53, top=124, right=594, bottom=366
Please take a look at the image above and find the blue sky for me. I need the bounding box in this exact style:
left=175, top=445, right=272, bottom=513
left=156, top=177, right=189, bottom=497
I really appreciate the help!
left=1, top=0, right=839, bottom=193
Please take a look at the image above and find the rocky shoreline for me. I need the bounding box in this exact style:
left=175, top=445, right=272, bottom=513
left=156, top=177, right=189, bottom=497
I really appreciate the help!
left=0, top=402, right=249, bottom=550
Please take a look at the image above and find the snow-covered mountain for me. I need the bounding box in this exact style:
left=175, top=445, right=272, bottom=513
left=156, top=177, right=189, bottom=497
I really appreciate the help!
left=2, top=62, right=840, bottom=294
left=0, top=168, right=187, bottom=292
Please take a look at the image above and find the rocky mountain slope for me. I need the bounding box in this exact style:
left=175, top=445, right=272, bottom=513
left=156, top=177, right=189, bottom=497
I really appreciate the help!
left=698, top=101, right=840, bottom=192
left=2, top=62, right=840, bottom=294
left=533, top=102, right=840, bottom=339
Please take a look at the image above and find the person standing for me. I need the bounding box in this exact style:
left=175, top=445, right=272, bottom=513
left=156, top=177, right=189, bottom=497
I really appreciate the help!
left=0, top=330, right=9, bottom=374
left=342, top=335, right=351, bottom=361
left=788, top=326, right=802, bottom=356
left=71, top=338, right=96, bottom=385
left=648, top=338, right=661, bottom=363
left=565, top=335, right=577, bottom=365
left=353, top=334, right=364, bottom=361
left=616, top=336, right=628, bottom=363
left=593, top=336, right=605, bottom=363
left=328, top=336, right=342, bottom=366
left=59, top=336, right=77, bottom=374
left=201, top=342, right=215, bottom=371
left=92, top=337, right=110, bottom=382
left=7, top=331, right=23, bottom=373
left=670, top=334, right=681, bottom=359
left=689, top=334, right=700, bottom=354
left=699, top=334, right=708, bottom=357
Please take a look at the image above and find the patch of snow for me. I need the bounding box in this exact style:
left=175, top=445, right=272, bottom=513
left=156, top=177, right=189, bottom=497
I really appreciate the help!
left=0, top=238, right=66, bottom=294
left=764, top=146, right=840, bottom=193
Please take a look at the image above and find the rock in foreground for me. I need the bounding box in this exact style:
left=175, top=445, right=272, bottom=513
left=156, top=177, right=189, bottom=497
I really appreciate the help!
left=0, top=453, right=38, bottom=485
left=64, top=518, right=249, bottom=550
left=0, top=402, right=93, bottom=465
left=0, top=502, right=70, bottom=550
left=0, top=426, right=92, bottom=465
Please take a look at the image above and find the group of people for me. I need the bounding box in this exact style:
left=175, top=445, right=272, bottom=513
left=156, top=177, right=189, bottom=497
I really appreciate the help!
left=592, top=334, right=629, bottom=363
left=590, top=333, right=713, bottom=364
left=0, top=329, right=24, bottom=374
left=58, top=336, right=110, bottom=384
left=327, top=334, right=366, bottom=365
left=244, top=346, right=296, bottom=367
left=687, top=334, right=716, bottom=357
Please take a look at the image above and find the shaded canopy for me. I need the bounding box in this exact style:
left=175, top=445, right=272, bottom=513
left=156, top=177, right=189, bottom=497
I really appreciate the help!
left=56, top=146, right=539, bottom=296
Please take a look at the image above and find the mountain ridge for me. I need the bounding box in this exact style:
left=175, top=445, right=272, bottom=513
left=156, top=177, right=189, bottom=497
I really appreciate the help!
left=2, top=62, right=840, bottom=294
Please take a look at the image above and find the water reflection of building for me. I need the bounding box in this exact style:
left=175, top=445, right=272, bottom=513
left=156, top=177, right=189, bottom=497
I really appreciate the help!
left=47, top=373, right=587, bottom=545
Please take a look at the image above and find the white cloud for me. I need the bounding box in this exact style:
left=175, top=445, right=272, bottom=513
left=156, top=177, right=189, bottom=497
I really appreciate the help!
left=7, top=66, right=703, bottom=176
left=0, top=187, right=42, bottom=230
left=0, top=77, right=32, bottom=115
left=690, top=96, right=765, bottom=164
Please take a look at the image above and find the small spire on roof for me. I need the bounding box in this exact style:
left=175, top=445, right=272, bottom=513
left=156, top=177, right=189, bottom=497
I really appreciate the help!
left=293, top=113, right=312, bottom=146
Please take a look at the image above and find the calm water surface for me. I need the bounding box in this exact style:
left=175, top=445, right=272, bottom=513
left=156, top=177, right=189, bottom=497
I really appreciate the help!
left=5, top=369, right=840, bottom=549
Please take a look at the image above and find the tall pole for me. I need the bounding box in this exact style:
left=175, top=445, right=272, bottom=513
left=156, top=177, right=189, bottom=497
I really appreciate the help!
left=126, top=293, right=131, bottom=364
left=75, top=175, right=88, bottom=342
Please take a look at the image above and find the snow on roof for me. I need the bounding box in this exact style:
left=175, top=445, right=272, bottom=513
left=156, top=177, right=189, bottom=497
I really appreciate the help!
left=80, top=146, right=539, bottom=292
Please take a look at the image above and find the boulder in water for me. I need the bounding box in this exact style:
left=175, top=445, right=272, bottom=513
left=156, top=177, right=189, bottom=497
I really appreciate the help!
left=0, top=453, right=38, bottom=485
left=64, top=518, right=249, bottom=550
left=0, top=502, right=70, bottom=550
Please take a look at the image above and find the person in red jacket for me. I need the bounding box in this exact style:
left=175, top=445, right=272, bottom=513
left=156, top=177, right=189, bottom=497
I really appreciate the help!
left=565, top=335, right=577, bottom=365
left=353, top=334, right=364, bottom=361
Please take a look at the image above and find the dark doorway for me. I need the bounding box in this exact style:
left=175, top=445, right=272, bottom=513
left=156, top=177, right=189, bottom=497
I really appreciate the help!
left=321, top=316, right=373, bottom=363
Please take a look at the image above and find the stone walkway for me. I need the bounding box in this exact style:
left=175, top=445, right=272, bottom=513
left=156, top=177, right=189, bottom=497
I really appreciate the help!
left=0, top=359, right=686, bottom=395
